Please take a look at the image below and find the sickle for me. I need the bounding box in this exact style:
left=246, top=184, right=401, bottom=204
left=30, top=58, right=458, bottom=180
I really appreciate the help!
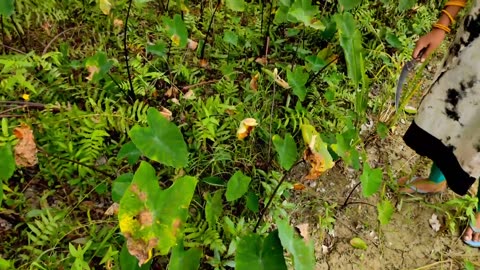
left=395, top=49, right=425, bottom=110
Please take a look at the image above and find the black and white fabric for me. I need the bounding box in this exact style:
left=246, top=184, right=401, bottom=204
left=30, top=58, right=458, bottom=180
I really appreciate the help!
left=404, top=0, right=480, bottom=195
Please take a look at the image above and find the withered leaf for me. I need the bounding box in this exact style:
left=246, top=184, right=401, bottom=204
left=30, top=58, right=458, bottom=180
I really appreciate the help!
left=237, top=118, right=258, bottom=140
left=13, top=124, right=38, bottom=167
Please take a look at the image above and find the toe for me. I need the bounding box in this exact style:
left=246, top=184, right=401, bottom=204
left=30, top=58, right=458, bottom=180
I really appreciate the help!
left=464, top=227, right=473, bottom=241
left=397, top=176, right=410, bottom=185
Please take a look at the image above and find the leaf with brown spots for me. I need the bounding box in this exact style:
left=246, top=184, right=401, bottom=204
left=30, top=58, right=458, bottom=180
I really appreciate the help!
left=119, top=162, right=198, bottom=265
left=13, top=124, right=38, bottom=167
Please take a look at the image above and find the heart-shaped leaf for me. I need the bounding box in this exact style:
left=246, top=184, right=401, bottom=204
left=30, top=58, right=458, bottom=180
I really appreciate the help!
left=119, top=162, right=198, bottom=265
left=168, top=244, right=202, bottom=270
left=272, top=134, right=297, bottom=170
left=129, top=108, right=188, bottom=168
left=118, top=141, right=142, bottom=165
left=360, top=162, right=382, bottom=197
left=0, top=144, right=15, bottom=181
left=226, top=171, right=251, bottom=202
left=235, top=231, right=287, bottom=270
left=163, top=14, right=188, bottom=47
left=287, top=67, right=309, bottom=101
left=276, top=217, right=315, bottom=270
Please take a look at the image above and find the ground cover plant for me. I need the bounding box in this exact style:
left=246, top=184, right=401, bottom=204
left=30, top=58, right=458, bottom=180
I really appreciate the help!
left=1, top=0, right=478, bottom=269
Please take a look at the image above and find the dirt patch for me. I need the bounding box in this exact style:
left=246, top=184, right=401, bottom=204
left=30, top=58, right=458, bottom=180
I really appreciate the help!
left=288, top=119, right=480, bottom=269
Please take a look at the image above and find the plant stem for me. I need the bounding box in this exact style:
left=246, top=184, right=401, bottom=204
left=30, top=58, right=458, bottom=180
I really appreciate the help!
left=1, top=15, right=4, bottom=54
left=305, top=56, right=339, bottom=87
left=199, top=0, right=221, bottom=61
left=261, top=2, right=273, bottom=58
left=11, top=15, right=28, bottom=52
left=340, top=182, right=361, bottom=210
left=123, top=0, right=136, bottom=102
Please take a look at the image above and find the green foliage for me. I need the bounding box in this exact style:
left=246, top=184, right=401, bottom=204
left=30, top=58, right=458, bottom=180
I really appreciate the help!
left=236, top=231, right=287, bottom=270
left=360, top=162, right=383, bottom=197
left=276, top=217, right=315, bottom=270
left=118, top=162, right=198, bottom=261
left=377, top=199, right=394, bottom=225
left=0, top=0, right=444, bottom=268
left=0, top=0, right=14, bottom=16
left=129, top=108, right=188, bottom=168
left=272, top=134, right=297, bottom=170
left=226, top=171, right=252, bottom=202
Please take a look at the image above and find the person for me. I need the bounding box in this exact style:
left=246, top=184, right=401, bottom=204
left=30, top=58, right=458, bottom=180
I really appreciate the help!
left=399, top=0, right=480, bottom=247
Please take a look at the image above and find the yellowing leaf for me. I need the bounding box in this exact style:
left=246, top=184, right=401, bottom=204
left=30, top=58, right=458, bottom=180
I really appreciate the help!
left=99, top=0, right=112, bottom=15
left=13, top=124, right=38, bottom=167
left=171, top=35, right=181, bottom=46
left=300, top=123, right=334, bottom=180
left=160, top=107, right=172, bottom=121
left=236, top=118, right=258, bottom=140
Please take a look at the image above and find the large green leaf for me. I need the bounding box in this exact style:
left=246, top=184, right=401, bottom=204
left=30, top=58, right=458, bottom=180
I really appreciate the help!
left=129, top=108, right=188, bottom=168
left=118, top=141, right=142, bottom=165
left=0, top=0, right=14, bottom=17
left=84, top=52, right=113, bottom=82
left=235, top=231, right=287, bottom=270
left=338, top=0, right=360, bottom=11
left=205, top=190, right=223, bottom=228
left=163, top=14, right=188, bottom=47
left=287, top=0, right=324, bottom=30
left=287, top=67, right=309, bottom=101
left=0, top=144, right=15, bottom=181
left=398, top=0, right=416, bottom=11
left=272, top=134, right=297, bottom=170
left=331, top=133, right=360, bottom=170
left=334, top=12, right=365, bottom=87
left=168, top=244, right=202, bottom=270
left=118, top=162, right=198, bottom=265
left=276, top=217, right=315, bottom=270
left=111, top=173, right=134, bottom=203
left=225, top=171, right=251, bottom=202
left=360, top=162, right=382, bottom=197
left=225, top=0, right=245, bottom=11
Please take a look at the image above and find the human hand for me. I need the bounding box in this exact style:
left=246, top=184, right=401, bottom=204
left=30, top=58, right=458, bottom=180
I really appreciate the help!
left=413, top=28, right=446, bottom=62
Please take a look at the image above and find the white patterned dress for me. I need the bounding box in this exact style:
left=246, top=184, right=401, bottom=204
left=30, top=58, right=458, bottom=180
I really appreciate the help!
left=404, top=0, right=480, bottom=195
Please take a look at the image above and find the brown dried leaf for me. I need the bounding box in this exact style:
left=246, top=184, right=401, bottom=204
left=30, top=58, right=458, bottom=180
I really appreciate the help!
left=113, top=18, right=124, bottom=28
left=125, top=234, right=158, bottom=266
left=273, top=68, right=290, bottom=89
left=13, top=124, right=38, bottom=167
left=250, top=73, right=259, bottom=91
left=199, top=59, right=208, bottom=68
left=160, top=107, right=172, bottom=121
left=187, top=39, right=198, bottom=50
left=182, top=90, right=195, bottom=100
left=303, top=147, right=324, bottom=180
left=293, top=183, right=306, bottom=191
left=104, top=203, right=120, bottom=216
left=86, top=65, right=99, bottom=81
left=255, top=57, right=267, bottom=66
left=296, top=223, right=310, bottom=243
left=165, top=86, right=179, bottom=98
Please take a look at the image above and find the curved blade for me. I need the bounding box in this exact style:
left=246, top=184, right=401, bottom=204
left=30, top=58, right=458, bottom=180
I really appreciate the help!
left=395, top=49, right=425, bottom=110
left=395, top=61, right=415, bottom=110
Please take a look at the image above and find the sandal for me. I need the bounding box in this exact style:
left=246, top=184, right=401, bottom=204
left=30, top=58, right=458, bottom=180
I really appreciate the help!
left=464, top=223, right=480, bottom=248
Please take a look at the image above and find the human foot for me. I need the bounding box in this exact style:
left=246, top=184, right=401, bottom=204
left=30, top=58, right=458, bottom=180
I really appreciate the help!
left=397, top=177, right=447, bottom=194
left=463, top=213, right=480, bottom=247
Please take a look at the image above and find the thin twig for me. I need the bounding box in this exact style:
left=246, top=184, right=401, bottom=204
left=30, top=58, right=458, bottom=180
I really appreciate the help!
left=0, top=44, right=25, bottom=54
left=11, top=15, right=27, bottom=52
left=0, top=101, right=46, bottom=109
left=42, top=28, right=77, bottom=55
left=123, top=0, right=136, bottom=102
left=0, top=105, right=27, bottom=115
left=412, top=260, right=452, bottom=270
left=305, top=56, right=339, bottom=87
left=340, top=182, right=361, bottom=210
left=253, top=160, right=304, bottom=232
left=181, top=79, right=219, bottom=90
left=38, top=148, right=116, bottom=179
left=199, top=0, right=221, bottom=60
left=0, top=114, right=22, bottom=118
